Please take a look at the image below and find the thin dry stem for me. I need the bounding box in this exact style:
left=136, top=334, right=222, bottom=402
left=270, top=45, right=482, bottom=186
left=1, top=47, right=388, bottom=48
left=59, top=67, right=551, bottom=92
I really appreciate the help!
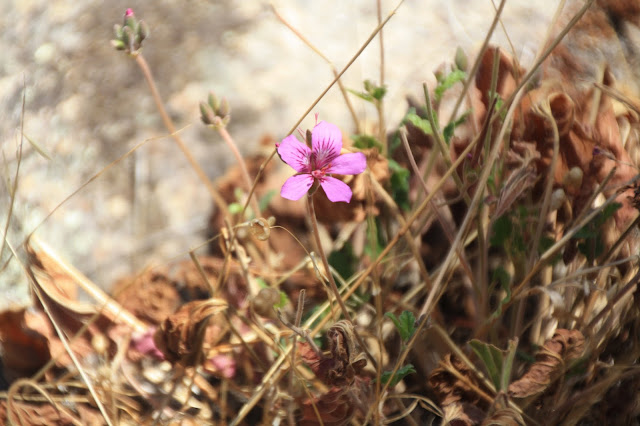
left=270, top=3, right=361, bottom=134
left=134, top=54, right=230, bottom=219
left=216, top=125, right=261, bottom=217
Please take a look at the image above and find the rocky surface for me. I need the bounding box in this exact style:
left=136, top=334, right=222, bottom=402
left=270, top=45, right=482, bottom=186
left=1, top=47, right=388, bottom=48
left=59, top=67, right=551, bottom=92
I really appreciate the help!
left=0, top=0, right=555, bottom=306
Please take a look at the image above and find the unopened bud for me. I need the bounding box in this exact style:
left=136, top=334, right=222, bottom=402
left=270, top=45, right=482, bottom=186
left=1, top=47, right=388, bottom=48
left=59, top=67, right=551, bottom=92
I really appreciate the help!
left=137, top=20, right=149, bottom=42
left=455, top=46, right=468, bottom=71
left=550, top=188, right=566, bottom=212
left=200, top=102, right=216, bottom=125
left=563, top=167, right=583, bottom=194
left=218, top=97, right=230, bottom=117
left=208, top=92, right=220, bottom=112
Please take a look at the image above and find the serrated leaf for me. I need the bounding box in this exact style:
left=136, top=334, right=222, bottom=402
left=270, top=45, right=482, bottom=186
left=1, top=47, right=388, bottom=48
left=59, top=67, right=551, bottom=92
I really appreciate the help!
left=352, top=134, right=382, bottom=150
left=347, top=88, right=374, bottom=103
left=443, top=110, right=471, bottom=144
left=379, top=364, right=416, bottom=387
left=469, top=340, right=504, bottom=390
left=406, top=113, right=433, bottom=135
left=22, top=133, right=52, bottom=160
left=435, top=69, right=467, bottom=102
left=388, top=159, right=410, bottom=211
left=385, top=310, right=416, bottom=342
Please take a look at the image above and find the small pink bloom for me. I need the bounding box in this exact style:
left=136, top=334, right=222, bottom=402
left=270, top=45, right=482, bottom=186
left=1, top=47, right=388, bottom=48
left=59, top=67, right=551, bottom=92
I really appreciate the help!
left=277, top=121, right=367, bottom=202
left=125, top=8, right=134, bottom=17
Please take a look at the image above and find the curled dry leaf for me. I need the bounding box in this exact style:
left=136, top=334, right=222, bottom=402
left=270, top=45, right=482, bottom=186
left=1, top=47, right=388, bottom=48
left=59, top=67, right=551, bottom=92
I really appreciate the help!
left=153, top=299, right=230, bottom=369
left=428, top=353, right=488, bottom=422
left=298, top=320, right=367, bottom=387
left=509, top=329, right=585, bottom=398
left=297, top=321, right=370, bottom=425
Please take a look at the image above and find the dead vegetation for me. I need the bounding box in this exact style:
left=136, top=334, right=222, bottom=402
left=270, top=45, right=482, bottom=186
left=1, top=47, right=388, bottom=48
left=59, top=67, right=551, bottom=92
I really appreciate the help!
left=2, top=0, right=640, bottom=424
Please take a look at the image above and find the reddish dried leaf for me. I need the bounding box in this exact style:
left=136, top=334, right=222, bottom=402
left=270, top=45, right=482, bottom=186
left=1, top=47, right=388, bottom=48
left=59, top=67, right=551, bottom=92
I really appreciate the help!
left=0, top=309, right=51, bottom=382
left=153, top=299, right=230, bottom=368
left=298, top=320, right=367, bottom=387
left=509, top=329, right=585, bottom=398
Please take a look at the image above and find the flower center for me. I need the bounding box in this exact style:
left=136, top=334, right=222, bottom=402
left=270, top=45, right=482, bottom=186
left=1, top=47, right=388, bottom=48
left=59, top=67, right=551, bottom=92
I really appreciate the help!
left=311, top=164, right=330, bottom=180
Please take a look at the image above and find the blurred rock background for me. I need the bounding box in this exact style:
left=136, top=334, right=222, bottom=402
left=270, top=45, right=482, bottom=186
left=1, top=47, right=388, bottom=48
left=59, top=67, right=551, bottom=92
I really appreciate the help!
left=0, top=0, right=555, bottom=306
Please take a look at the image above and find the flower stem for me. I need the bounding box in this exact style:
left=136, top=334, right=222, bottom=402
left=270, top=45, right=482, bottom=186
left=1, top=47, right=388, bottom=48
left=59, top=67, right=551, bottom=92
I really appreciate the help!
left=306, top=194, right=353, bottom=323
left=134, top=54, right=230, bottom=218
left=216, top=125, right=261, bottom=218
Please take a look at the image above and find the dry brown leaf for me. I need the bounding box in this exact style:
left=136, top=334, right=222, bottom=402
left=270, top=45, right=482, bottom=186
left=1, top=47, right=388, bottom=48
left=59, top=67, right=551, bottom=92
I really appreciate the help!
left=153, top=299, right=230, bottom=368
left=0, top=309, right=51, bottom=382
left=509, top=329, right=585, bottom=398
left=428, top=353, right=486, bottom=409
left=298, top=320, right=367, bottom=387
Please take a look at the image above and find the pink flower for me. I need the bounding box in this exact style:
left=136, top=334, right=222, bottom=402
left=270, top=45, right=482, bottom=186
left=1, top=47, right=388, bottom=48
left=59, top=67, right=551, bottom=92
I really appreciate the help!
left=277, top=121, right=367, bottom=202
left=125, top=8, right=134, bottom=17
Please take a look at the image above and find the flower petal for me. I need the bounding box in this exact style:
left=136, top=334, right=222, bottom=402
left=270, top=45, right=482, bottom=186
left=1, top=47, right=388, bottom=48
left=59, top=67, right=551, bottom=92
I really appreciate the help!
left=327, top=152, right=367, bottom=175
left=277, top=135, right=311, bottom=173
left=312, top=121, right=342, bottom=167
left=320, top=176, right=352, bottom=203
left=281, top=174, right=314, bottom=200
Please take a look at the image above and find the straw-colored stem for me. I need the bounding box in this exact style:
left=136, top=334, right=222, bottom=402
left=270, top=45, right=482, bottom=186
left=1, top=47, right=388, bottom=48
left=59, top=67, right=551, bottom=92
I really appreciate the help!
left=134, top=54, right=230, bottom=218
left=307, top=194, right=354, bottom=323
left=216, top=125, right=261, bottom=217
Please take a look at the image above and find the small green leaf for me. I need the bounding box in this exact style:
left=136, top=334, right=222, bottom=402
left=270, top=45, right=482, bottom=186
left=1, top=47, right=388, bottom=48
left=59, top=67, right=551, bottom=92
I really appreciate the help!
left=371, top=86, right=387, bottom=101
left=228, top=202, right=243, bottom=215
left=259, top=190, right=276, bottom=212
left=329, top=242, right=357, bottom=280
left=435, top=69, right=467, bottom=102
left=405, top=113, right=433, bottom=135
left=275, top=290, right=289, bottom=309
left=352, top=134, right=382, bottom=150
left=469, top=340, right=504, bottom=390
left=385, top=310, right=416, bottom=342
left=442, top=111, right=471, bottom=144
left=388, top=159, right=410, bottom=211
left=347, top=88, right=374, bottom=103
left=501, top=338, right=519, bottom=392
left=490, top=215, right=512, bottom=247
left=379, top=364, right=416, bottom=387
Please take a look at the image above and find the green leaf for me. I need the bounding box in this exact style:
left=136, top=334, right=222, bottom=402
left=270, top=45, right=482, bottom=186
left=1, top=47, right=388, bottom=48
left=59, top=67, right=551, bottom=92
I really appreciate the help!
left=469, top=340, right=504, bottom=390
left=228, top=202, right=243, bottom=215
left=379, top=364, right=416, bottom=387
left=435, top=69, right=467, bottom=102
left=405, top=113, right=433, bottom=135
left=258, top=190, right=276, bottom=212
left=388, top=159, right=410, bottom=211
left=489, top=266, right=511, bottom=320
left=443, top=111, right=471, bottom=144
left=275, top=290, right=289, bottom=309
left=371, top=85, right=387, bottom=101
left=490, top=215, right=512, bottom=247
left=501, top=339, right=519, bottom=392
left=352, top=134, right=382, bottom=150
left=385, top=310, right=416, bottom=342
left=329, top=242, right=357, bottom=280
left=347, top=88, right=374, bottom=103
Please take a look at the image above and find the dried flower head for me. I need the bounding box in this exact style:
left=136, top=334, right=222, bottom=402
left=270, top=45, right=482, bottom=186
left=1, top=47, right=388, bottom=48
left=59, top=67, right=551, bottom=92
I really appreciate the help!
left=276, top=121, right=367, bottom=202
